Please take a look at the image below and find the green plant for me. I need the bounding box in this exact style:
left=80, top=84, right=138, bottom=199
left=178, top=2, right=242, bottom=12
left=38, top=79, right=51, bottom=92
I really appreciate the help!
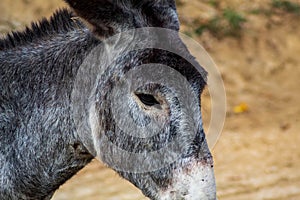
left=249, top=9, right=262, bottom=15
left=183, top=31, right=193, bottom=37
left=195, top=16, right=222, bottom=37
left=208, top=0, right=219, bottom=8
left=248, top=8, right=273, bottom=16
left=272, top=0, right=300, bottom=14
left=223, top=8, right=247, bottom=31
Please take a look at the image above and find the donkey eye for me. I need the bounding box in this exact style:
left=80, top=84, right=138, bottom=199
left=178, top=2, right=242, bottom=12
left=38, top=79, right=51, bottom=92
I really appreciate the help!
left=136, top=93, right=160, bottom=107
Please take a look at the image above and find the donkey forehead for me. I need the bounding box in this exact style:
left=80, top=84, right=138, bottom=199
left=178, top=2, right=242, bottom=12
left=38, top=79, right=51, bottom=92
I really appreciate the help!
left=109, top=48, right=207, bottom=95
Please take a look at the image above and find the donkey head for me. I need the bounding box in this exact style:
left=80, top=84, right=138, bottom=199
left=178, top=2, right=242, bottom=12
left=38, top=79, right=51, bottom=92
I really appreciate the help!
left=67, top=0, right=216, bottom=199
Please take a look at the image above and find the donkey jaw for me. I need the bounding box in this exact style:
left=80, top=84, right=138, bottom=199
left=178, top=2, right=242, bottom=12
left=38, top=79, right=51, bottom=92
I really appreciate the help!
left=159, top=158, right=216, bottom=200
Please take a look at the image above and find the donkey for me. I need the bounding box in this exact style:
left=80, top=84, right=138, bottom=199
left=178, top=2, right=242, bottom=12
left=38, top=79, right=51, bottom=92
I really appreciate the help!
left=0, top=0, right=216, bottom=199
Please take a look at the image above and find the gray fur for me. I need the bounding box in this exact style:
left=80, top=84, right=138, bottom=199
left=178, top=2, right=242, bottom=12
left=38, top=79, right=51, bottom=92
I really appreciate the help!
left=0, top=1, right=215, bottom=199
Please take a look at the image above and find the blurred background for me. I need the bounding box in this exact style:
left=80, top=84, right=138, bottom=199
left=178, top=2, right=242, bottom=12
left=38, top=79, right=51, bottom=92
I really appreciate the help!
left=1, top=0, right=300, bottom=199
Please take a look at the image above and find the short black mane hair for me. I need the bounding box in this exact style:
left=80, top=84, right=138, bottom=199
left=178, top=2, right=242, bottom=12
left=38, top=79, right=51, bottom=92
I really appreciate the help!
left=0, top=9, right=81, bottom=50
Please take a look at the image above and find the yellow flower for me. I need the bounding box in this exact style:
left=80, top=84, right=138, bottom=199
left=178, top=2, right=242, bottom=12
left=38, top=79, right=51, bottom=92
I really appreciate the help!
left=233, top=103, right=249, bottom=114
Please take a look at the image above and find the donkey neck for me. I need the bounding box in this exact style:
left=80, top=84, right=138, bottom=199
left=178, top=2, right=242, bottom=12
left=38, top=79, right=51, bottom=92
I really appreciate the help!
left=0, top=10, right=98, bottom=199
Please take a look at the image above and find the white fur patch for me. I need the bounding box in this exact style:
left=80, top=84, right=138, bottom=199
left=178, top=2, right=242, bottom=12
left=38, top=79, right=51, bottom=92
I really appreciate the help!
left=160, top=158, right=216, bottom=200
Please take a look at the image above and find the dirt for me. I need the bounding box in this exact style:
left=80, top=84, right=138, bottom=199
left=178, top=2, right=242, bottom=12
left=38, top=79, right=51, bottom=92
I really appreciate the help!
left=1, top=1, right=300, bottom=199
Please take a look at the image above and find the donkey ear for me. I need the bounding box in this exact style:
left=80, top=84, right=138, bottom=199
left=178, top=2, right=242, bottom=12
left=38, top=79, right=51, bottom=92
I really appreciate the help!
left=139, top=0, right=179, bottom=31
left=64, top=0, right=129, bottom=38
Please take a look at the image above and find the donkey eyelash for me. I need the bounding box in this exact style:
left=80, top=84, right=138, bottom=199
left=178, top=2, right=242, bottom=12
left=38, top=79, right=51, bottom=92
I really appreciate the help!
left=135, top=93, right=160, bottom=107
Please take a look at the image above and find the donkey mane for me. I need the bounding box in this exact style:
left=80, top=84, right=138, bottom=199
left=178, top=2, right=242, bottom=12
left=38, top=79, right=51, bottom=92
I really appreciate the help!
left=0, top=9, right=81, bottom=50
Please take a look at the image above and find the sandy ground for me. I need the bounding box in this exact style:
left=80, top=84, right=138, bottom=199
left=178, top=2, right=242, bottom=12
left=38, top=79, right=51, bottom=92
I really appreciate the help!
left=1, top=0, right=300, bottom=199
